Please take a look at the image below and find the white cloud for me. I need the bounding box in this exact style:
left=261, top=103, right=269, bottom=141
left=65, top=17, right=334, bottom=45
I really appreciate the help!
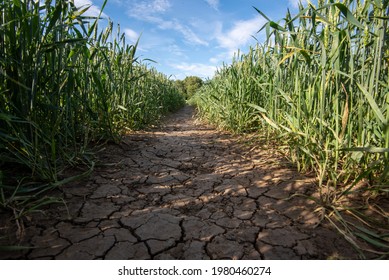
left=170, top=63, right=217, bottom=79
left=167, top=44, right=187, bottom=58
left=288, top=0, right=308, bottom=9
left=73, top=0, right=108, bottom=18
left=170, top=20, right=209, bottom=46
left=209, top=51, right=231, bottom=64
left=209, top=57, right=219, bottom=64
left=110, top=0, right=124, bottom=4
left=152, top=0, right=171, bottom=12
left=129, top=0, right=171, bottom=20
left=127, top=0, right=208, bottom=46
left=124, top=28, right=139, bottom=43
left=152, top=18, right=208, bottom=46
left=216, top=16, right=265, bottom=54
left=204, top=0, right=219, bottom=11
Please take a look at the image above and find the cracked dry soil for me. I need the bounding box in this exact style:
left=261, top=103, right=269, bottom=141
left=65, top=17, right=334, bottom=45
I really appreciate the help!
left=0, top=106, right=359, bottom=260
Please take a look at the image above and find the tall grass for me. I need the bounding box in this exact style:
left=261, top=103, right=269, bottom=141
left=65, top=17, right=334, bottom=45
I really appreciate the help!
left=191, top=0, right=388, bottom=256
left=0, top=0, right=184, bottom=217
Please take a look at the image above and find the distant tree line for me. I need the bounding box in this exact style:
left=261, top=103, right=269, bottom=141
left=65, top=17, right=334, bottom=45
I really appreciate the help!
left=175, top=76, right=204, bottom=99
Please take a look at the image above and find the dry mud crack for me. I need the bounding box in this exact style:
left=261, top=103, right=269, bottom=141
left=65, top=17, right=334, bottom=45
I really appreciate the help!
left=1, top=106, right=359, bottom=259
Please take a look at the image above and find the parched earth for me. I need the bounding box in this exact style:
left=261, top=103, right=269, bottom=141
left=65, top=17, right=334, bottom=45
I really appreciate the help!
left=0, top=106, right=359, bottom=259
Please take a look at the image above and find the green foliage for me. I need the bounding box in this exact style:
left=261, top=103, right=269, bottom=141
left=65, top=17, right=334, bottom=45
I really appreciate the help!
left=0, top=0, right=184, bottom=214
left=174, top=79, right=186, bottom=96
left=178, top=76, right=204, bottom=99
left=191, top=0, right=389, bottom=255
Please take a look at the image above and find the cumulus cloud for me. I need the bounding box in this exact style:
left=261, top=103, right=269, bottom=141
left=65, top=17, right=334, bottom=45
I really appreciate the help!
left=124, top=28, right=140, bottom=43
left=216, top=16, right=265, bottom=54
left=170, top=63, right=217, bottom=79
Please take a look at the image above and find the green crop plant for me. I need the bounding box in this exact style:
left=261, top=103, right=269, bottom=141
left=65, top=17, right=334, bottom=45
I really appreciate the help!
left=0, top=0, right=184, bottom=222
left=191, top=0, right=388, bottom=257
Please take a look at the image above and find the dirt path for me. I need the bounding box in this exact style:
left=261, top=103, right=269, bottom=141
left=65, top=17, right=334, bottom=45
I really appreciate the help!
left=1, top=106, right=358, bottom=259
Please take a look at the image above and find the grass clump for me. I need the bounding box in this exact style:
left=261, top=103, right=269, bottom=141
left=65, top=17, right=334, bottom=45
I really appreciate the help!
left=191, top=0, right=389, bottom=257
left=0, top=0, right=184, bottom=218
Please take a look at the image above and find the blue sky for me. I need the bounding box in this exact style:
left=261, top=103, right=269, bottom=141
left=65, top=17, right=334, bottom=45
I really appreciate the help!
left=75, top=0, right=310, bottom=79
